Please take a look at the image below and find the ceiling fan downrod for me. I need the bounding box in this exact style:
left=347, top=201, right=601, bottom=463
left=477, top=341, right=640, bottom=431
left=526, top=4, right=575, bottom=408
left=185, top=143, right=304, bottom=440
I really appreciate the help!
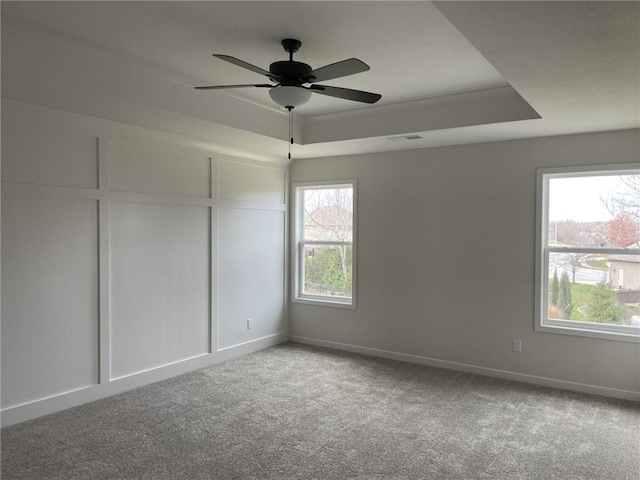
left=281, top=38, right=301, bottom=61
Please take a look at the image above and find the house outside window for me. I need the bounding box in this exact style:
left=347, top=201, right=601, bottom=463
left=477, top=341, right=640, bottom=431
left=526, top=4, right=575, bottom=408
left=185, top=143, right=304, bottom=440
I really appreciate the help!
left=536, top=164, right=640, bottom=341
left=293, top=181, right=356, bottom=308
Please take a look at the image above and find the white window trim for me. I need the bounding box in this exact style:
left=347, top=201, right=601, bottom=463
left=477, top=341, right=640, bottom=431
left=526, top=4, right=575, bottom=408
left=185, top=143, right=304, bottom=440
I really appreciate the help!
left=535, top=163, right=640, bottom=343
left=292, top=180, right=357, bottom=309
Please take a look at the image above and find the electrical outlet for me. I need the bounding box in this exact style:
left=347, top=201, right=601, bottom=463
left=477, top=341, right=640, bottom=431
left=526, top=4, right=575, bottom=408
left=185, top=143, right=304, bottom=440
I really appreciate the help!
left=247, top=318, right=253, bottom=330
left=513, top=339, right=522, bottom=352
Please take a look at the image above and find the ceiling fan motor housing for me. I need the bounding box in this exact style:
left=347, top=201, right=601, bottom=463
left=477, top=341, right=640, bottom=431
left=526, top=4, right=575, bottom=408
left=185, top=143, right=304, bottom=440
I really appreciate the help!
left=269, top=61, right=315, bottom=85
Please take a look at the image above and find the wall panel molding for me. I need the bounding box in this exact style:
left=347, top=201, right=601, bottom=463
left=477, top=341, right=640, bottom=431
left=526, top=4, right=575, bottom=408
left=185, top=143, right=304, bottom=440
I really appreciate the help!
left=1, top=102, right=288, bottom=426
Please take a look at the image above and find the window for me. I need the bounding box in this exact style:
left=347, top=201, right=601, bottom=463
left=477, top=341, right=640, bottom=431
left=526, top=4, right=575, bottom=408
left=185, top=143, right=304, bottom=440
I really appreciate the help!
left=536, top=164, right=640, bottom=341
left=293, top=181, right=356, bottom=307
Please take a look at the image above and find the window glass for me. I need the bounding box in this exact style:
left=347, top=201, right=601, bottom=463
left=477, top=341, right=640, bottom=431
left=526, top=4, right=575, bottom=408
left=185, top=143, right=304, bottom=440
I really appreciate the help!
left=548, top=174, right=639, bottom=247
left=294, top=183, right=355, bottom=307
left=303, top=245, right=353, bottom=297
left=303, top=188, right=353, bottom=242
left=538, top=168, right=640, bottom=339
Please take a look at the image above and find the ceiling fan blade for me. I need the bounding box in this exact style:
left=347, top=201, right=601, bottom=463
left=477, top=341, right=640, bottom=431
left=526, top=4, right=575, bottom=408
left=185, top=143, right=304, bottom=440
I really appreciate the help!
left=305, top=58, right=370, bottom=83
left=195, top=84, right=273, bottom=90
left=309, top=84, right=382, bottom=104
left=213, top=54, right=280, bottom=80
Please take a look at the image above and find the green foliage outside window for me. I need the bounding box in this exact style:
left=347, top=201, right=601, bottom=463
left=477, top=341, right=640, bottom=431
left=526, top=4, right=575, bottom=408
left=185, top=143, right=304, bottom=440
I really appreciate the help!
left=549, top=276, right=629, bottom=325
left=558, top=271, right=573, bottom=319
left=304, top=246, right=352, bottom=297
left=551, top=270, right=559, bottom=307
left=585, top=282, right=626, bottom=324
left=549, top=269, right=573, bottom=319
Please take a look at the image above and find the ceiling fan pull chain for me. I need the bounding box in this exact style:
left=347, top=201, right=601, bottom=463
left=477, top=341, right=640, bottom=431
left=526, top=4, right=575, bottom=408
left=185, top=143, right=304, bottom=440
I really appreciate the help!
left=288, top=107, right=293, bottom=160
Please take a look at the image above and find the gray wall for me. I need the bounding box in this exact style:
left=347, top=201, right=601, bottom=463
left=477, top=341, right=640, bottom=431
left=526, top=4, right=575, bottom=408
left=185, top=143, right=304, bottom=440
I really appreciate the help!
left=290, top=129, right=640, bottom=398
left=1, top=100, right=288, bottom=426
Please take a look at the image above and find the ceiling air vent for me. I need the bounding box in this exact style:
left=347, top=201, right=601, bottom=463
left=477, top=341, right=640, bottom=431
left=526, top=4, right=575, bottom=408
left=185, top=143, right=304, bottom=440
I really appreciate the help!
left=386, top=134, right=423, bottom=142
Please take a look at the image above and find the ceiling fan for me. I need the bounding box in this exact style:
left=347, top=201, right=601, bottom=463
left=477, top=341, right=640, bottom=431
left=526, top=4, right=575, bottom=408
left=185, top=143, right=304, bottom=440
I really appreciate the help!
left=195, top=38, right=382, bottom=110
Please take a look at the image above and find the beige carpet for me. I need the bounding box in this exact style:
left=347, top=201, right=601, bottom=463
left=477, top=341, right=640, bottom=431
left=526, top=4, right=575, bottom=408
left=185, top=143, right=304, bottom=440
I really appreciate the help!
left=2, top=342, right=639, bottom=479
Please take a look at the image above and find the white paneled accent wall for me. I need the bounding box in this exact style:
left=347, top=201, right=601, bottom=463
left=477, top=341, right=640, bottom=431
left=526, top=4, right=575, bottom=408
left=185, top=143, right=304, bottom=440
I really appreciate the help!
left=218, top=160, right=286, bottom=204
left=1, top=195, right=99, bottom=406
left=1, top=109, right=99, bottom=189
left=109, top=141, right=212, bottom=198
left=1, top=101, right=288, bottom=426
left=218, top=208, right=286, bottom=349
left=109, top=201, right=211, bottom=379
left=216, top=159, right=287, bottom=350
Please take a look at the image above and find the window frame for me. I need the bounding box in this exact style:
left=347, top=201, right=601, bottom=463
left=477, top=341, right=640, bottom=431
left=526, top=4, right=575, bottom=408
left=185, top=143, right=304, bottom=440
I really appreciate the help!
left=535, top=163, right=640, bottom=342
left=292, top=180, right=357, bottom=309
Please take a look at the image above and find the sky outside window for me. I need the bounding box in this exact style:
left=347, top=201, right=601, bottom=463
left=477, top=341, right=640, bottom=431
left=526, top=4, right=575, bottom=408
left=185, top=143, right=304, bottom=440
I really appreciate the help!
left=549, top=174, right=638, bottom=223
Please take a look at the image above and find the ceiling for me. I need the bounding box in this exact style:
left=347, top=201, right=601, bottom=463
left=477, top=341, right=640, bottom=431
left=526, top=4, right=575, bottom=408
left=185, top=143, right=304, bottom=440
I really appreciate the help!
left=2, top=1, right=638, bottom=162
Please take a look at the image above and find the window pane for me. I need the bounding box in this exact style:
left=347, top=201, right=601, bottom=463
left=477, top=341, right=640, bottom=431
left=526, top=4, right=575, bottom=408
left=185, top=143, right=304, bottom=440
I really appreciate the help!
left=548, top=174, right=639, bottom=247
left=547, top=252, right=639, bottom=327
left=303, top=187, right=353, bottom=242
left=303, top=245, right=352, bottom=298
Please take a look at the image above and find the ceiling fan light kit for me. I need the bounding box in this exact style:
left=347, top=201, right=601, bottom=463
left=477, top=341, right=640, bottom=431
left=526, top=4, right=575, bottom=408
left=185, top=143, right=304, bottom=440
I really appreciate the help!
left=269, top=86, right=312, bottom=109
left=195, top=38, right=381, bottom=158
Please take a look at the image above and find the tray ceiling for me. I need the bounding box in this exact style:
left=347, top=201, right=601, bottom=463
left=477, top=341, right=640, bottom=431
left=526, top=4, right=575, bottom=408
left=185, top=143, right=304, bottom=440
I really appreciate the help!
left=2, top=1, right=637, bottom=161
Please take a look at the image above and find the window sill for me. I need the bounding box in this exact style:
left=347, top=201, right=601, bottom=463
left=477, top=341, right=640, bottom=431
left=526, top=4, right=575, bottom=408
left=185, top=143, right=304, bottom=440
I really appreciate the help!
left=293, top=296, right=356, bottom=310
left=536, top=321, right=640, bottom=343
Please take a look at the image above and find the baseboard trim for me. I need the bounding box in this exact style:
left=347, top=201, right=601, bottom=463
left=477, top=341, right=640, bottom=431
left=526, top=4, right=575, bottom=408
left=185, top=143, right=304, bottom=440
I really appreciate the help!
left=217, top=331, right=287, bottom=353
left=290, top=336, right=640, bottom=402
left=1, top=333, right=288, bottom=427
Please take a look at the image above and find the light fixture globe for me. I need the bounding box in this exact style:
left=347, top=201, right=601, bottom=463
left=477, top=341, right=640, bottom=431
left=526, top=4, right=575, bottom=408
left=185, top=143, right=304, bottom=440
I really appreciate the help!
left=269, top=85, right=311, bottom=109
